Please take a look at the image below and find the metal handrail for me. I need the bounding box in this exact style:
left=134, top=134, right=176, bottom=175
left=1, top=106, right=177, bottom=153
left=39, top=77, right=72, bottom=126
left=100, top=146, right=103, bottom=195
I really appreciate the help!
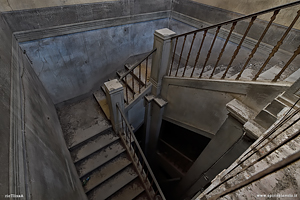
left=169, top=1, right=300, bottom=82
left=119, top=48, right=157, bottom=81
left=116, top=103, right=166, bottom=200
left=172, top=1, right=300, bottom=39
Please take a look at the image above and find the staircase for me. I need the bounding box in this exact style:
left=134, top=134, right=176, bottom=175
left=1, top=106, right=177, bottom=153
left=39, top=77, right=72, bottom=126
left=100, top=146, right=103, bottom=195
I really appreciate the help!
left=196, top=91, right=300, bottom=199
left=57, top=96, right=151, bottom=200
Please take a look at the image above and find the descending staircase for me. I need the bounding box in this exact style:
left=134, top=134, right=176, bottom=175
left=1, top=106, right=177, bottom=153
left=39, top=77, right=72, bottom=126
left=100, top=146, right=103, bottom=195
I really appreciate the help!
left=57, top=97, right=150, bottom=200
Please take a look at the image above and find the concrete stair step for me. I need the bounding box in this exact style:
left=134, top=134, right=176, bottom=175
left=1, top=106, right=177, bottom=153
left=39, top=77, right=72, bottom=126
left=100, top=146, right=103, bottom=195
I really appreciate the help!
left=257, top=65, right=281, bottom=81
left=71, top=128, right=119, bottom=163
left=201, top=69, right=214, bottom=78
left=87, top=165, right=138, bottom=200
left=76, top=140, right=126, bottom=178
left=243, top=120, right=266, bottom=139
left=284, top=68, right=300, bottom=83
left=229, top=68, right=255, bottom=80
left=107, top=178, right=145, bottom=200
left=82, top=153, right=132, bottom=193
left=93, top=90, right=111, bottom=120
left=264, top=99, right=287, bottom=117
left=226, top=99, right=256, bottom=124
left=254, top=109, right=278, bottom=129
left=68, top=121, right=112, bottom=149
left=134, top=191, right=149, bottom=200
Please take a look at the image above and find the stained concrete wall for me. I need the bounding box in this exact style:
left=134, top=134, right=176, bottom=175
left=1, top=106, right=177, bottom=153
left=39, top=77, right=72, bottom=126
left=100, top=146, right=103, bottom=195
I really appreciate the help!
left=0, top=13, right=13, bottom=198
left=0, top=11, right=86, bottom=199
left=20, top=18, right=168, bottom=104
left=189, top=0, right=300, bottom=29
left=20, top=48, right=87, bottom=200
left=2, top=0, right=171, bottom=32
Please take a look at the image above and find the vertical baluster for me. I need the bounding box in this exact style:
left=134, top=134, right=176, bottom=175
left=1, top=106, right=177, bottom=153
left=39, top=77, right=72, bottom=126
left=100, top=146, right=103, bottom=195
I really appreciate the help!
left=253, top=10, right=300, bottom=81
left=210, top=22, right=237, bottom=78
left=175, top=35, right=187, bottom=77
left=182, top=33, right=197, bottom=77
left=139, top=64, right=141, bottom=93
left=125, top=76, right=129, bottom=104
left=132, top=74, right=134, bottom=100
left=236, top=10, right=280, bottom=80
left=191, top=30, right=207, bottom=77
left=121, top=118, right=124, bottom=133
left=169, top=38, right=178, bottom=76
left=273, top=44, right=300, bottom=82
left=145, top=57, right=148, bottom=87
left=199, top=26, right=221, bottom=78
left=222, top=16, right=257, bottom=79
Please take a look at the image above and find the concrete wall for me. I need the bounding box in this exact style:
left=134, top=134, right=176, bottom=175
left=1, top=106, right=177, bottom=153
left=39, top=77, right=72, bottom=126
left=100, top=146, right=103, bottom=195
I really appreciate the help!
left=0, top=13, right=12, bottom=198
left=2, top=0, right=171, bottom=32
left=189, top=0, right=300, bottom=29
left=161, top=77, right=289, bottom=137
left=0, top=11, right=86, bottom=199
left=20, top=18, right=168, bottom=104
left=20, top=47, right=87, bottom=200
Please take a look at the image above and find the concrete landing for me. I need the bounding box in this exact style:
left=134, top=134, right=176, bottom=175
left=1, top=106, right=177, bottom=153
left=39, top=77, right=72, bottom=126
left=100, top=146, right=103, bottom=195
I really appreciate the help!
left=93, top=90, right=111, bottom=120
left=57, top=95, right=111, bottom=149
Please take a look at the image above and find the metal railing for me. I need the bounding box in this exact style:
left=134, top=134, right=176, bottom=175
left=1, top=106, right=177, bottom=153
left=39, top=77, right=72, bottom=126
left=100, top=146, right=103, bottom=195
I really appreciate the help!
left=116, top=103, right=166, bottom=200
left=200, top=97, right=300, bottom=200
left=169, top=1, right=300, bottom=82
left=119, top=48, right=157, bottom=104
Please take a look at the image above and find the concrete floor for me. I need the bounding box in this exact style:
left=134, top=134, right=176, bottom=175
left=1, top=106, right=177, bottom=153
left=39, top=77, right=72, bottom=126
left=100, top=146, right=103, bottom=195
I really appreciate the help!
left=57, top=95, right=111, bottom=149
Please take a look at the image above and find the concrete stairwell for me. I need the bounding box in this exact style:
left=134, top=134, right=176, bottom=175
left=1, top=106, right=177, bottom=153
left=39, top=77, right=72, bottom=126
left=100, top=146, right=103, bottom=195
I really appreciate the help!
left=57, top=96, right=150, bottom=200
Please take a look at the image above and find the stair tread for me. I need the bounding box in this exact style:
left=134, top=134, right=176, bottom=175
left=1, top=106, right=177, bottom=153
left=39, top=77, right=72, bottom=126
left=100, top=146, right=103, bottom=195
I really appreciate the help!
left=68, top=122, right=112, bottom=149
left=87, top=166, right=138, bottom=200
left=226, top=99, right=256, bottom=124
left=76, top=141, right=126, bottom=178
left=229, top=68, right=254, bottom=80
left=93, top=90, right=111, bottom=120
left=254, top=109, right=278, bottom=129
left=257, top=65, right=281, bottom=81
left=71, top=128, right=119, bottom=163
left=284, top=68, right=300, bottom=83
left=134, top=192, right=149, bottom=200
left=83, top=153, right=132, bottom=193
left=107, top=178, right=145, bottom=200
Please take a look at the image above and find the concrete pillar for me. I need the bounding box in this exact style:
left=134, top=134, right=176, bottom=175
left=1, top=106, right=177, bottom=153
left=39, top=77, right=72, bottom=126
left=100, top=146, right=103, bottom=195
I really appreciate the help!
left=104, top=79, right=125, bottom=133
left=150, top=28, right=176, bottom=96
left=143, top=94, right=155, bottom=156
left=146, top=97, right=168, bottom=170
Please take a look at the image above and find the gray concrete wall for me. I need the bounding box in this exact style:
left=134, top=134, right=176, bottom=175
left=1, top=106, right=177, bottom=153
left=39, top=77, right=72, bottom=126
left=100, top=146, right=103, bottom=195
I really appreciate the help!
left=16, top=45, right=87, bottom=199
left=20, top=18, right=169, bottom=104
left=161, top=77, right=289, bottom=136
left=171, top=0, right=300, bottom=53
left=2, top=0, right=171, bottom=32
left=0, top=13, right=12, bottom=199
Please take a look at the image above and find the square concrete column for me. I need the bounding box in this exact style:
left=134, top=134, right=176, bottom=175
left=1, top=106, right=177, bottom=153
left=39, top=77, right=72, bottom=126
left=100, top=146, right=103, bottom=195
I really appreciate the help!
left=150, top=28, right=176, bottom=96
left=104, top=79, right=125, bottom=133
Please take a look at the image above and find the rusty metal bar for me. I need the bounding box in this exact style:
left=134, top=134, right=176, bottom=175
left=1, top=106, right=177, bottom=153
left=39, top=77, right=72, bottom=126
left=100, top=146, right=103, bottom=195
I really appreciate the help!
left=132, top=74, right=134, bottom=100
left=222, top=16, right=257, bottom=79
left=236, top=10, right=280, bottom=80
left=124, top=65, right=145, bottom=87
left=182, top=33, right=197, bottom=77
left=145, top=57, right=148, bottom=86
left=169, top=38, right=178, bottom=76
left=273, top=44, right=300, bottom=82
left=175, top=35, right=187, bottom=77
left=199, top=26, right=221, bottom=78
left=139, top=64, right=141, bottom=93
left=125, top=76, right=129, bottom=104
left=253, top=10, right=300, bottom=81
left=210, top=22, right=237, bottom=78
left=191, top=30, right=207, bottom=77
left=210, top=150, right=300, bottom=200
left=172, top=1, right=300, bottom=40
